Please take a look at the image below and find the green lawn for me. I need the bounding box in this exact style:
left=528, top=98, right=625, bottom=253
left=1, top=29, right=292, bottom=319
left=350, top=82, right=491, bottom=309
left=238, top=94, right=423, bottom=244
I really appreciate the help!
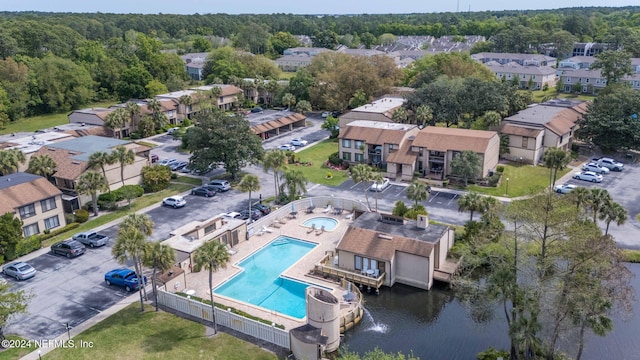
left=0, top=335, right=34, bottom=359
left=468, top=164, right=569, bottom=198
left=42, top=183, right=193, bottom=247
left=528, top=89, right=595, bottom=103
left=174, top=176, right=203, bottom=186
left=290, top=139, right=349, bottom=186
left=43, top=304, right=279, bottom=360
left=0, top=101, right=116, bottom=135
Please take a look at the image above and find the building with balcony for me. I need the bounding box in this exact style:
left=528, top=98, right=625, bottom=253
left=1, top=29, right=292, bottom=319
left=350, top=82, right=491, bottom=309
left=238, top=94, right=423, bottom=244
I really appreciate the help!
left=0, top=172, right=66, bottom=237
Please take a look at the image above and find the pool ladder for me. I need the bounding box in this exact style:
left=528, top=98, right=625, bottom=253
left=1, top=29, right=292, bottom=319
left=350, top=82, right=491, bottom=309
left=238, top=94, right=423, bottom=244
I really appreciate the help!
left=272, top=239, right=289, bottom=246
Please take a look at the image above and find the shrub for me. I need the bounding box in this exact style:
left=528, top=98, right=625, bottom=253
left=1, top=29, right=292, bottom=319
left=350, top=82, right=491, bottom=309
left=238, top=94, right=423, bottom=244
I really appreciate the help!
left=392, top=200, right=409, bottom=217
left=98, top=192, right=118, bottom=203
left=116, top=185, right=144, bottom=198
left=442, top=180, right=449, bottom=187
left=74, top=209, right=90, bottom=223
left=142, top=165, right=172, bottom=193
left=328, top=152, right=342, bottom=166
left=170, top=172, right=178, bottom=179
left=129, top=132, right=141, bottom=140
left=404, top=204, right=428, bottom=220
left=182, top=118, right=191, bottom=127
left=14, top=236, right=42, bottom=258
left=496, top=165, right=505, bottom=173
left=488, top=174, right=501, bottom=187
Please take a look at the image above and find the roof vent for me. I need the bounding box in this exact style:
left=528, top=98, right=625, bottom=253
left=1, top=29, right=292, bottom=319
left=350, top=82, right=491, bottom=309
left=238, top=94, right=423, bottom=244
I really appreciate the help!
left=377, top=233, right=393, bottom=240
left=71, top=161, right=81, bottom=165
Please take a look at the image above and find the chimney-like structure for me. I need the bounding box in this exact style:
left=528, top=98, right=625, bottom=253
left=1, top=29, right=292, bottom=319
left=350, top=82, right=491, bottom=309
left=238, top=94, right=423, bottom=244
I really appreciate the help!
left=416, top=214, right=429, bottom=229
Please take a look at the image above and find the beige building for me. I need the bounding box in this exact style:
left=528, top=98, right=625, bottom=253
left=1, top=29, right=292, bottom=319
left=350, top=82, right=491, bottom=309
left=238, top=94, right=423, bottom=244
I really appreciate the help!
left=387, top=126, right=500, bottom=181
left=161, top=214, right=248, bottom=273
left=335, top=212, right=455, bottom=290
left=29, top=135, right=151, bottom=211
left=0, top=172, right=66, bottom=237
left=500, top=100, right=588, bottom=165
left=338, top=97, right=406, bottom=128
left=338, top=120, right=419, bottom=171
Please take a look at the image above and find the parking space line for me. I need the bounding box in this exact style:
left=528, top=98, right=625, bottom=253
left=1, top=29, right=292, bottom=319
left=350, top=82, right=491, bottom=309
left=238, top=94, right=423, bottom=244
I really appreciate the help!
left=350, top=181, right=363, bottom=190
left=428, top=192, right=440, bottom=202
left=395, top=186, right=406, bottom=195
left=447, top=194, right=459, bottom=206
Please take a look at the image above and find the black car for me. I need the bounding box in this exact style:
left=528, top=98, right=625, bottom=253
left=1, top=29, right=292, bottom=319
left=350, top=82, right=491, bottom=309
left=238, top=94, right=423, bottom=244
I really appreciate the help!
left=191, top=187, right=216, bottom=197
left=253, top=203, right=271, bottom=215
left=51, top=240, right=86, bottom=258
left=240, top=209, right=262, bottom=221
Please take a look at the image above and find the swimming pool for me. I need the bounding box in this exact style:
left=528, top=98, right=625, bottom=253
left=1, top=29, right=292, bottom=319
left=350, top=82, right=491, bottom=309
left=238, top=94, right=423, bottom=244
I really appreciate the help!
left=214, top=236, right=317, bottom=319
left=302, top=217, right=338, bottom=231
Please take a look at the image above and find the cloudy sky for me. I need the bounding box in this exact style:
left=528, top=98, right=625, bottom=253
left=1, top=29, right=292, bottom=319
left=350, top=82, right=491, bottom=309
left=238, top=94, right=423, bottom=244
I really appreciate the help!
left=3, top=0, right=635, bottom=14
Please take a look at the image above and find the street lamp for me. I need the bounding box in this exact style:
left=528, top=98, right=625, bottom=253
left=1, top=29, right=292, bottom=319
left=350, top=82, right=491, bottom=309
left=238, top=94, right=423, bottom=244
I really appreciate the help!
left=505, top=177, right=510, bottom=196
left=37, top=350, right=42, bottom=360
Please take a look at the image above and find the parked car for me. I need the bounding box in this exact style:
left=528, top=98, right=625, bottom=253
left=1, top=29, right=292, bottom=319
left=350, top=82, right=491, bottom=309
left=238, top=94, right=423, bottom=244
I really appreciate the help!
left=278, top=144, right=296, bottom=151
left=150, top=154, right=159, bottom=163
left=162, top=195, right=187, bottom=208
left=2, top=262, right=36, bottom=281
left=582, top=162, right=610, bottom=174
left=208, top=180, right=231, bottom=192
left=170, top=161, right=188, bottom=171
left=240, top=209, right=262, bottom=221
left=321, top=111, right=330, bottom=118
left=104, top=268, right=146, bottom=292
left=158, top=158, right=177, bottom=166
left=572, top=171, right=603, bottom=183
left=253, top=203, right=271, bottom=215
left=167, top=127, right=180, bottom=135
left=554, top=184, right=577, bottom=194
left=221, top=211, right=242, bottom=219
left=72, top=231, right=109, bottom=248
left=250, top=107, right=263, bottom=113
left=290, top=138, right=308, bottom=147
left=191, top=187, right=216, bottom=197
left=51, top=239, right=86, bottom=258
left=369, top=178, right=391, bottom=192
left=598, top=157, right=624, bottom=171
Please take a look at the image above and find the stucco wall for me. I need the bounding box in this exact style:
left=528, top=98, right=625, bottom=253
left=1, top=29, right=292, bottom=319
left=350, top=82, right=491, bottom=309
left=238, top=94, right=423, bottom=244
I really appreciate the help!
left=393, top=251, right=431, bottom=290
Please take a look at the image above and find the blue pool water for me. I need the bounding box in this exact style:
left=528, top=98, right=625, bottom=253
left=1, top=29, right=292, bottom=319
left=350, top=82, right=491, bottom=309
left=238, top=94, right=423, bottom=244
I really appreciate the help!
left=302, top=217, right=338, bottom=231
left=214, top=237, right=317, bottom=319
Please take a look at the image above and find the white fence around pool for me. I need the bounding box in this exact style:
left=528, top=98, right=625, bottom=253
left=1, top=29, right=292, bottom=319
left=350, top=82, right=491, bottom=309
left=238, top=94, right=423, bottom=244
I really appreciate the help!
left=157, top=289, right=290, bottom=349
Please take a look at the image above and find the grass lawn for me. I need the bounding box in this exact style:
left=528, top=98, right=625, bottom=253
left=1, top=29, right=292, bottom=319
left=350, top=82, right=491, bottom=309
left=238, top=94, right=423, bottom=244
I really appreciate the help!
left=290, top=139, right=349, bottom=186
left=43, top=304, right=279, bottom=360
left=174, top=176, right=203, bottom=186
left=0, top=335, right=34, bottom=359
left=528, top=89, right=595, bottom=103
left=622, top=249, right=640, bottom=263
left=0, top=101, right=116, bottom=135
left=42, top=183, right=193, bottom=247
left=468, top=164, right=569, bottom=198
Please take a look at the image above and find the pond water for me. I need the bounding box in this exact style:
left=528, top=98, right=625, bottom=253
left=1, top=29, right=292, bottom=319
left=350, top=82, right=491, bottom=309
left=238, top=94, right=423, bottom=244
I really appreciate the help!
left=342, top=263, right=640, bottom=360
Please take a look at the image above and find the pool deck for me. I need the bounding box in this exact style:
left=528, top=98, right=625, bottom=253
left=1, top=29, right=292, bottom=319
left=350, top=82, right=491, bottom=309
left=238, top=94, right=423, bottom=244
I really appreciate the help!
left=183, top=210, right=355, bottom=330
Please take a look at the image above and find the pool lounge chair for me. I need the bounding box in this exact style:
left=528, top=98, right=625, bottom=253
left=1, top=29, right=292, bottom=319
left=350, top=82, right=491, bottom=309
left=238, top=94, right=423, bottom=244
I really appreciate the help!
left=322, top=205, right=333, bottom=213
left=306, top=205, right=316, bottom=214
left=226, top=244, right=237, bottom=255
left=262, top=225, right=273, bottom=233
left=345, top=212, right=354, bottom=220
left=315, top=225, right=326, bottom=236
left=306, top=224, right=316, bottom=234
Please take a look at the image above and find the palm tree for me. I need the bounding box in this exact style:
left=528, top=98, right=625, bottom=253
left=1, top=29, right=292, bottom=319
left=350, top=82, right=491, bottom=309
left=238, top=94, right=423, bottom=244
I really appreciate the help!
left=125, top=102, right=141, bottom=131
left=457, top=192, right=484, bottom=222
left=88, top=151, right=116, bottom=184
left=239, top=174, right=261, bottom=216
left=143, top=242, right=176, bottom=311
left=588, top=188, right=612, bottom=223
left=407, top=180, right=431, bottom=207
left=414, top=104, right=433, bottom=126
left=112, top=146, right=135, bottom=186
left=569, top=186, right=591, bottom=213
left=263, top=150, right=287, bottom=201
left=178, top=94, right=193, bottom=121
left=193, top=240, right=230, bottom=334
left=371, top=172, right=383, bottom=212
left=482, top=110, right=503, bottom=129
left=281, top=169, right=308, bottom=203
left=599, top=199, right=627, bottom=235
left=392, top=108, right=408, bottom=123
left=0, top=149, right=26, bottom=176
left=26, top=154, right=56, bottom=180
left=543, top=147, right=571, bottom=188
left=209, top=86, right=222, bottom=109
left=350, top=164, right=373, bottom=210
left=146, top=99, right=166, bottom=130
left=120, top=213, right=154, bottom=301
left=76, top=171, right=109, bottom=217
left=112, top=226, right=147, bottom=312
left=282, top=93, right=296, bottom=110
left=104, top=108, right=129, bottom=138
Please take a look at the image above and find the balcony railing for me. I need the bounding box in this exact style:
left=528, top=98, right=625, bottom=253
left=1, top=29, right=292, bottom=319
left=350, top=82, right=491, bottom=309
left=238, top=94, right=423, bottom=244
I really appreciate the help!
left=315, top=254, right=385, bottom=289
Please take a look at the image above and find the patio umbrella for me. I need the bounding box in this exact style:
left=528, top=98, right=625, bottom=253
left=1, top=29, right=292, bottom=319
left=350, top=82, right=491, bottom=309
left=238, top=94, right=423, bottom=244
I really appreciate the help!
left=309, top=198, right=313, bottom=208
left=291, top=202, right=295, bottom=213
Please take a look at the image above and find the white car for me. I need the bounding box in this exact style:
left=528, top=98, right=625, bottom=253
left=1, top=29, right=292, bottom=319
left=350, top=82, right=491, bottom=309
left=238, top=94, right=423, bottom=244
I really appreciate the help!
left=582, top=162, right=609, bottom=174
left=162, top=196, right=186, bottom=208
left=221, top=211, right=242, bottom=219
left=321, top=111, right=330, bottom=118
left=278, top=144, right=296, bottom=151
left=554, top=184, right=577, bottom=194
left=598, top=158, right=624, bottom=171
left=369, top=178, right=391, bottom=192
left=290, top=138, right=308, bottom=147
left=572, top=171, right=603, bottom=183
left=158, top=158, right=177, bottom=166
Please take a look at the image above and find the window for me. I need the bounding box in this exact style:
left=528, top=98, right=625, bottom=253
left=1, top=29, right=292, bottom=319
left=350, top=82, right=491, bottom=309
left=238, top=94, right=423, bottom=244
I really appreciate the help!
left=354, top=153, right=363, bottom=162
left=19, top=204, right=36, bottom=219
left=204, top=223, right=217, bottom=234
left=44, top=216, right=60, bottom=230
left=342, top=152, right=352, bottom=161
left=354, top=140, right=363, bottom=149
left=388, top=144, right=394, bottom=151
left=342, top=139, right=351, bottom=148
left=522, top=137, right=529, bottom=148
left=40, top=197, right=57, bottom=212
left=23, top=223, right=39, bottom=237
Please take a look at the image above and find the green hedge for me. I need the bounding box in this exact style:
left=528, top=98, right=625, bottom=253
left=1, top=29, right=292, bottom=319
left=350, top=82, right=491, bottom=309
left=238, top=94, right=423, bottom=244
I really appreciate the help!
left=75, top=209, right=90, bottom=223
left=174, top=292, right=285, bottom=329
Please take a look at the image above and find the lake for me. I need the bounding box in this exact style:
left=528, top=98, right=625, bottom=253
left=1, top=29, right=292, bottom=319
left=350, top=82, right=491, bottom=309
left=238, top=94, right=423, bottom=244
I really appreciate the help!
left=342, top=263, right=640, bottom=360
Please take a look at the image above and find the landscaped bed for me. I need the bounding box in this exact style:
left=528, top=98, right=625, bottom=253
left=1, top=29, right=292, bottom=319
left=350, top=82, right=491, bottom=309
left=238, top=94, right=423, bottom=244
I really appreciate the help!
left=467, top=163, right=571, bottom=198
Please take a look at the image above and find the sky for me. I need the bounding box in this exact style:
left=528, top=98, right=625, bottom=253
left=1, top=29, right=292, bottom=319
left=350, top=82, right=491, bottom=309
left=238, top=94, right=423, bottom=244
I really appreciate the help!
left=2, top=0, right=636, bottom=15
